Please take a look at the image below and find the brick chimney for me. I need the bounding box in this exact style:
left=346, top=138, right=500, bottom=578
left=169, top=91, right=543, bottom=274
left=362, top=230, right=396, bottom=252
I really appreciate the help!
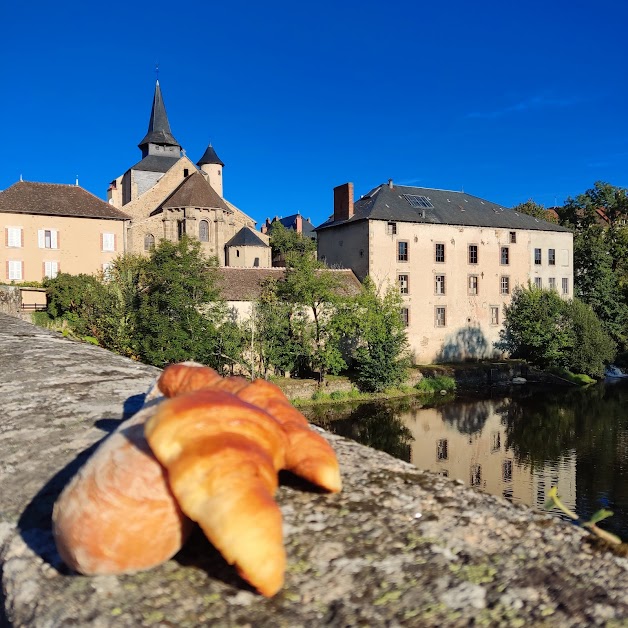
left=295, top=213, right=303, bottom=233
left=334, top=183, right=354, bottom=222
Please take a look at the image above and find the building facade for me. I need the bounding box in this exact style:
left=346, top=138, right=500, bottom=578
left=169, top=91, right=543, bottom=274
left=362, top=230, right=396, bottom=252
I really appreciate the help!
left=316, top=181, right=574, bottom=364
left=0, top=181, right=129, bottom=283
left=108, top=81, right=270, bottom=266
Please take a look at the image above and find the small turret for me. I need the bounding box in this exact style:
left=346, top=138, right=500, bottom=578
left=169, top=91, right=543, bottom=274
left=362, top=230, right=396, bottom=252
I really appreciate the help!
left=197, top=143, right=224, bottom=197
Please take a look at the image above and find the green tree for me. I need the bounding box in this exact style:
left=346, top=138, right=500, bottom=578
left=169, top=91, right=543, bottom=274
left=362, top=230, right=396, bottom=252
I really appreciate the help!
left=275, top=253, right=348, bottom=381
left=512, top=199, right=558, bottom=224
left=496, top=285, right=573, bottom=369
left=268, top=221, right=316, bottom=261
left=351, top=277, right=410, bottom=392
left=564, top=298, right=615, bottom=378
left=135, top=237, right=227, bottom=368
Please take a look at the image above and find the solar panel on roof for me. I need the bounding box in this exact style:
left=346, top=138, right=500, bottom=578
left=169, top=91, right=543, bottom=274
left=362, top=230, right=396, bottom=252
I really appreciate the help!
left=402, top=194, right=433, bottom=209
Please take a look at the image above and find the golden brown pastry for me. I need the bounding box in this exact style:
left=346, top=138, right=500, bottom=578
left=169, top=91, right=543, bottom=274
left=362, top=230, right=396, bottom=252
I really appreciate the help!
left=156, top=363, right=342, bottom=493
left=144, top=389, right=289, bottom=597
left=52, top=402, right=193, bottom=575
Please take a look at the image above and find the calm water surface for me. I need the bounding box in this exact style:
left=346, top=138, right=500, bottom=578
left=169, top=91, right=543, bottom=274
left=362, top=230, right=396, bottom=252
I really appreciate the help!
left=305, top=381, right=628, bottom=539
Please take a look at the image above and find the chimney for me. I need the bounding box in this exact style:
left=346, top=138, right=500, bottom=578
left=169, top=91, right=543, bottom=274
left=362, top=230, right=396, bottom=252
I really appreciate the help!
left=295, top=214, right=303, bottom=233
left=388, top=178, right=393, bottom=189
left=334, top=182, right=354, bottom=222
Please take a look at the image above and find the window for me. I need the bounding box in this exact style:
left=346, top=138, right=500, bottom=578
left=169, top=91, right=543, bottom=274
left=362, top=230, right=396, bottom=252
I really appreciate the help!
left=102, top=262, right=113, bottom=280
left=470, top=464, right=482, bottom=487
left=548, top=248, right=556, bottom=265
left=7, top=260, right=22, bottom=280
left=199, top=220, right=209, bottom=242
left=490, top=306, right=499, bottom=325
left=38, top=229, right=59, bottom=249
left=468, top=244, right=478, bottom=264
left=500, top=276, right=510, bottom=295
left=183, top=168, right=189, bottom=177
left=503, top=460, right=513, bottom=483
left=144, top=233, right=155, bottom=251
left=435, top=243, right=445, bottom=263
left=491, top=431, right=501, bottom=452
left=435, top=306, right=446, bottom=327
left=500, top=246, right=509, bottom=265
left=435, top=274, right=446, bottom=295
left=177, top=221, right=185, bottom=241
left=534, top=248, right=542, bottom=265
left=398, top=241, right=408, bottom=262
left=102, top=232, right=115, bottom=252
left=436, top=439, right=448, bottom=461
left=6, top=227, right=23, bottom=248
left=398, top=274, right=409, bottom=294
left=509, top=231, right=517, bottom=243
left=548, top=277, right=556, bottom=291
left=468, top=275, right=478, bottom=296
left=386, top=222, right=397, bottom=235
left=562, top=278, right=569, bottom=295
left=561, top=249, right=569, bottom=266
left=503, top=488, right=513, bottom=502
left=400, top=307, right=410, bottom=327
left=44, top=261, right=59, bottom=279
left=534, top=277, right=542, bottom=288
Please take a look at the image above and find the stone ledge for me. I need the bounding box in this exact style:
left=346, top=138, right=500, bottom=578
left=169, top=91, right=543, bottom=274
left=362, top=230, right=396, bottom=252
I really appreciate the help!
left=1, top=313, right=627, bottom=627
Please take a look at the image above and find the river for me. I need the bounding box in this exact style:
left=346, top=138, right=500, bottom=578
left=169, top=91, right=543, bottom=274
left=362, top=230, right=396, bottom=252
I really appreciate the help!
left=304, top=379, right=628, bottom=539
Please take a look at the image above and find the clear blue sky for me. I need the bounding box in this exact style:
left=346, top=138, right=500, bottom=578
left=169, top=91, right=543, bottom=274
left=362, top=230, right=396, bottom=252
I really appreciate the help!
left=1, top=0, right=627, bottom=227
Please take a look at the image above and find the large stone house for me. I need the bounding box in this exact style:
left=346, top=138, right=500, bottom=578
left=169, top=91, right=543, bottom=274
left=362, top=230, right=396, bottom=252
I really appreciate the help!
left=107, top=81, right=270, bottom=267
left=0, top=181, right=129, bottom=284
left=316, top=181, right=574, bottom=364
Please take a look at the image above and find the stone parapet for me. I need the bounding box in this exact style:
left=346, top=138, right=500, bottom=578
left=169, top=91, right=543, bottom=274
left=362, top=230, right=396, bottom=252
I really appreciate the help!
left=1, top=313, right=627, bottom=626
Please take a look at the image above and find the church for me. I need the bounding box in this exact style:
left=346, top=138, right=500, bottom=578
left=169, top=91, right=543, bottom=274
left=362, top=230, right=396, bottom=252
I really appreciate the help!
left=107, top=81, right=271, bottom=268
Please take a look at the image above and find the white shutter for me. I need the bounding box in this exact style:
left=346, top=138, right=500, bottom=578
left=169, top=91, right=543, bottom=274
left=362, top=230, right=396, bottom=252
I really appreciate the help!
left=8, top=227, right=22, bottom=248
left=102, top=233, right=114, bottom=252
left=51, top=230, right=58, bottom=249
left=561, top=249, right=569, bottom=266
left=38, top=230, right=45, bottom=248
left=8, top=261, right=22, bottom=280
left=45, top=261, right=59, bottom=279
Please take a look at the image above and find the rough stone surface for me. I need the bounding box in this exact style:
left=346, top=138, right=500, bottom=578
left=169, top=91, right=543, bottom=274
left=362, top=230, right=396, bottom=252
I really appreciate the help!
left=1, top=313, right=627, bottom=627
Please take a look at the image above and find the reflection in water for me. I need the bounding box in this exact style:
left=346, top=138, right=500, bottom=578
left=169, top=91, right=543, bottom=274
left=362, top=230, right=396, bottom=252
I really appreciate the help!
left=306, top=382, right=628, bottom=539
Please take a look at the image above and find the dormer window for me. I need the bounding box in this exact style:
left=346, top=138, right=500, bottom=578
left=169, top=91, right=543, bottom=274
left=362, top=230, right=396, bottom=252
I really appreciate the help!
left=183, top=169, right=189, bottom=177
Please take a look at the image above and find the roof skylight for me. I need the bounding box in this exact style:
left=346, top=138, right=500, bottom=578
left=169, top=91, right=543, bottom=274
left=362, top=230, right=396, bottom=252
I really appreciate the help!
left=402, top=194, right=433, bottom=209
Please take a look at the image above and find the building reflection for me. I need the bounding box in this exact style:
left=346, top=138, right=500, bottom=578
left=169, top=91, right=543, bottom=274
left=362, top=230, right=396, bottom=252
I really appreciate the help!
left=402, top=399, right=577, bottom=513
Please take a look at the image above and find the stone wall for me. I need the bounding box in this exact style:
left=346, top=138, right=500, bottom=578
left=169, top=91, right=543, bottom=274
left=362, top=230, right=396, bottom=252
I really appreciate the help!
left=0, top=285, right=19, bottom=316
left=1, top=313, right=627, bottom=627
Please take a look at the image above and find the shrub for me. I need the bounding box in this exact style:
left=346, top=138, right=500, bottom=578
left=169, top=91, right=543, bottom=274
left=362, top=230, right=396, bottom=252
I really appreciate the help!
left=416, top=375, right=456, bottom=394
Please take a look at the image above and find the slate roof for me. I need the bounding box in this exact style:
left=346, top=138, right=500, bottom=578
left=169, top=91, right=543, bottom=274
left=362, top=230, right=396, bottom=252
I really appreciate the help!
left=197, top=144, right=224, bottom=167
left=278, top=214, right=316, bottom=238
left=0, top=181, right=130, bottom=220
left=316, top=184, right=572, bottom=233
left=130, top=155, right=181, bottom=173
left=217, top=267, right=362, bottom=301
left=158, top=171, right=231, bottom=213
left=226, top=226, right=268, bottom=248
left=138, top=80, right=180, bottom=149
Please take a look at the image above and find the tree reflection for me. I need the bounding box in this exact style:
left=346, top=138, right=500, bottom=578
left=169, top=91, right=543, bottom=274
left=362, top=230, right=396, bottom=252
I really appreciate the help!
left=311, top=401, right=414, bottom=462
left=439, top=400, right=491, bottom=435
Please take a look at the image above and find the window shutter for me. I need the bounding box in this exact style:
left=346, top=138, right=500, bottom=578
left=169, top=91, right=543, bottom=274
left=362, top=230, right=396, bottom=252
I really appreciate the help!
left=20, top=228, right=24, bottom=247
left=51, top=230, right=58, bottom=249
left=100, top=233, right=103, bottom=251
left=5, top=260, right=8, bottom=280
left=21, top=261, right=24, bottom=280
left=38, top=230, right=45, bottom=248
left=42, top=262, right=46, bottom=277
left=113, top=233, right=117, bottom=251
left=4, top=228, right=7, bottom=247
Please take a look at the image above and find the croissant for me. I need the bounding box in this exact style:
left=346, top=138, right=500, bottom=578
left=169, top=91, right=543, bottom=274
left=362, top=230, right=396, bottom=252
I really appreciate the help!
left=144, top=389, right=289, bottom=597
left=157, top=364, right=342, bottom=493
left=52, top=402, right=193, bottom=575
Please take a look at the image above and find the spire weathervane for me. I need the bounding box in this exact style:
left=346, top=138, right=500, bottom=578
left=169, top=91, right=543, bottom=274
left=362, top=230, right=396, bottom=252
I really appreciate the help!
left=155, top=63, right=159, bottom=81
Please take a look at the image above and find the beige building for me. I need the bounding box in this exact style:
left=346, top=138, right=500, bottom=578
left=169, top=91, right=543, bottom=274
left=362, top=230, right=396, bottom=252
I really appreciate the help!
left=0, top=181, right=129, bottom=284
left=316, top=181, right=574, bottom=364
left=107, top=80, right=270, bottom=266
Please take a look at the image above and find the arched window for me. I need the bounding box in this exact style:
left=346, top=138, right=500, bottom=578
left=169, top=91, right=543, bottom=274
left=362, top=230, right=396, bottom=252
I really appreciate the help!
left=199, top=220, right=209, bottom=242
left=144, top=233, right=155, bottom=251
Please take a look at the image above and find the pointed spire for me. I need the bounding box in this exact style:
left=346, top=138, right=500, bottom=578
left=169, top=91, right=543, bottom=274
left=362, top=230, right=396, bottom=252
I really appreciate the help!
left=138, top=80, right=180, bottom=152
left=197, top=143, right=225, bottom=167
